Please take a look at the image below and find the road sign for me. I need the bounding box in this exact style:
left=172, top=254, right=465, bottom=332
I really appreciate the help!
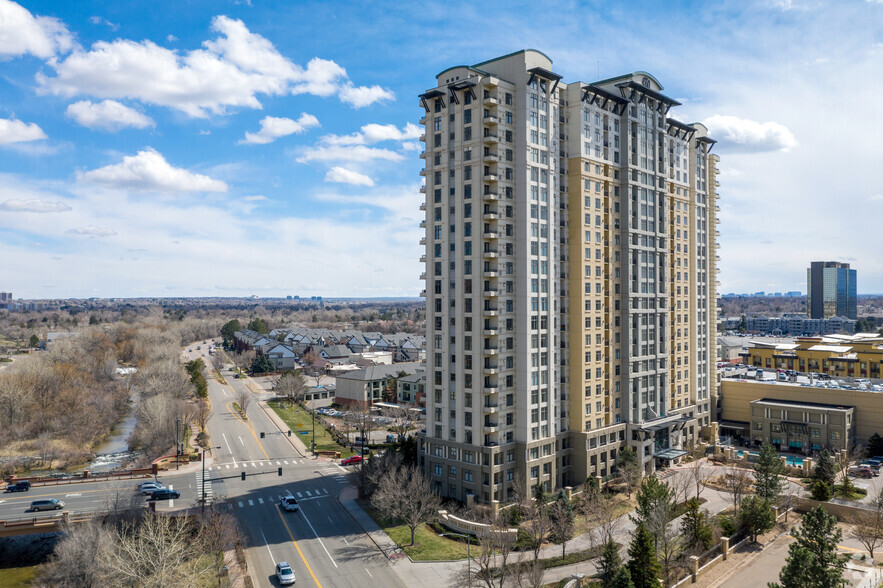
left=299, top=431, right=309, bottom=435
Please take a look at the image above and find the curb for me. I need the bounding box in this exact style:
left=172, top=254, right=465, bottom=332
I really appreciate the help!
left=257, top=400, right=310, bottom=459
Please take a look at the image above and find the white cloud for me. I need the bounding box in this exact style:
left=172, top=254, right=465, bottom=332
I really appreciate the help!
left=703, top=115, right=796, bottom=153
left=325, top=167, right=374, bottom=186
left=296, top=144, right=404, bottom=164
left=166, top=34, right=178, bottom=42
left=0, top=199, right=71, bottom=212
left=66, top=225, right=117, bottom=237
left=240, top=113, right=319, bottom=144
left=869, top=194, right=883, bottom=202
left=0, top=0, right=72, bottom=59
left=243, top=195, right=267, bottom=201
left=324, top=122, right=421, bottom=146
left=66, top=100, right=155, bottom=131
left=0, top=117, right=47, bottom=144
left=38, top=16, right=393, bottom=117
left=77, top=148, right=228, bottom=192
left=88, top=15, right=118, bottom=30
left=338, top=83, right=395, bottom=108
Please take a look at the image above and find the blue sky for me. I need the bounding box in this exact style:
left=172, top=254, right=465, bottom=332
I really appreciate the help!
left=1, top=0, right=881, bottom=298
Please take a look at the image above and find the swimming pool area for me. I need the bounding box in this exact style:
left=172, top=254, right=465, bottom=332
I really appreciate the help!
left=735, top=450, right=804, bottom=467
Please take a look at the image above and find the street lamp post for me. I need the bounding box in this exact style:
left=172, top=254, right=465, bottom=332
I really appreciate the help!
left=202, top=445, right=222, bottom=512
left=440, top=532, right=472, bottom=586
left=176, top=417, right=180, bottom=471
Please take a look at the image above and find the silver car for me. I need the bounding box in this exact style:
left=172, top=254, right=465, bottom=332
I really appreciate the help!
left=275, top=561, right=296, bottom=585
left=29, top=499, right=64, bottom=511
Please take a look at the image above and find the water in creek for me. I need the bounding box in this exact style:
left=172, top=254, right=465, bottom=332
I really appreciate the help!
left=87, top=402, right=139, bottom=472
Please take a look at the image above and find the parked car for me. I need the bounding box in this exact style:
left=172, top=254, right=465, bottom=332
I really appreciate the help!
left=149, top=489, right=180, bottom=501
left=4, top=481, right=30, bottom=493
left=859, top=463, right=881, bottom=474
left=275, top=561, right=296, bottom=585
left=849, top=467, right=874, bottom=479
left=29, top=498, right=64, bottom=511
left=280, top=496, right=299, bottom=512
left=341, top=455, right=363, bottom=466
left=386, top=434, right=397, bottom=444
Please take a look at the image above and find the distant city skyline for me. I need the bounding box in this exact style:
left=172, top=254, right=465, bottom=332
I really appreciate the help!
left=1, top=1, right=881, bottom=298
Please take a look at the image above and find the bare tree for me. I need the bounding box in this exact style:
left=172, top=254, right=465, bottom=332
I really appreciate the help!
left=236, top=390, right=251, bottom=418
left=657, top=518, right=686, bottom=586
left=522, top=497, right=552, bottom=565
left=348, top=407, right=375, bottom=449
left=851, top=487, right=883, bottom=559
left=578, top=487, right=624, bottom=550
left=459, top=510, right=517, bottom=588
left=40, top=519, right=114, bottom=587
left=210, top=352, right=223, bottom=372
left=383, top=404, right=416, bottom=441
left=687, top=456, right=711, bottom=500
left=194, top=398, right=213, bottom=433
left=232, top=349, right=254, bottom=372
left=195, top=510, right=244, bottom=588
left=669, top=470, right=692, bottom=506
left=548, top=494, right=575, bottom=558
left=275, top=371, right=306, bottom=408
left=722, top=466, right=753, bottom=516
left=100, top=513, right=196, bottom=588
left=372, top=464, right=441, bottom=546
left=617, top=446, right=641, bottom=499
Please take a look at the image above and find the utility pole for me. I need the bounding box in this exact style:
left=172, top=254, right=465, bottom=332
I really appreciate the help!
left=175, top=417, right=180, bottom=470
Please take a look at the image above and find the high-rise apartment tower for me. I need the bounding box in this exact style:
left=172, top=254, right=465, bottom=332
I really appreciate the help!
left=418, top=50, right=720, bottom=503
left=807, top=261, right=857, bottom=320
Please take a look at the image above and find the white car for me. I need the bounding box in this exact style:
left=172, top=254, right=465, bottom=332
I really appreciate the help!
left=139, top=482, right=166, bottom=495
left=281, top=496, right=299, bottom=512
left=275, top=561, right=296, bottom=585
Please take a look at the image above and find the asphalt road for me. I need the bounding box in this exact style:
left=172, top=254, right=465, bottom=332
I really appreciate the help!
left=189, top=347, right=404, bottom=588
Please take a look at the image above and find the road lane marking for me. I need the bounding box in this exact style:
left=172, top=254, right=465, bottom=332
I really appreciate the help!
left=343, top=537, right=349, bottom=545
left=64, top=493, right=82, bottom=497
left=365, top=568, right=372, bottom=578
left=224, top=401, right=270, bottom=460
left=273, top=505, right=323, bottom=588
left=238, top=436, right=244, bottom=446
left=328, top=516, right=333, bottom=523
left=225, top=465, right=229, bottom=469
left=259, top=527, right=275, bottom=563
left=222, top=433, right=233, bottom=455
left=299, top=507, right=337, bottom=568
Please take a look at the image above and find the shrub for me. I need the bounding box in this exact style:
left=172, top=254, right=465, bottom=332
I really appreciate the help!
left=718, top=515, right=737, bottom=537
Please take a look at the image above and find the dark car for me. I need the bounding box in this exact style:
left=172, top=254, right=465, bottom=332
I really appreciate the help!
left=29, top=498, right=64, bottom=511
left=149, top=489, right=181, bottom=501
left=5, top=481, right=31, bottom=493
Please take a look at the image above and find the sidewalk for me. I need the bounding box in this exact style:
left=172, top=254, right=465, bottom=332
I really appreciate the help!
left=337, top=485, right=464, bottom=588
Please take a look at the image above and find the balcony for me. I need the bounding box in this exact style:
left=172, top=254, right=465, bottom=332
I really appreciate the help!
left=483, top=191, right=500, bottom=201
left=419, top=203, right=426, bottom=211
left=482, top=133, right=499, bottom=143
left=484, top=172, right=499, bottom=182
left=419, top=255, right=426, bottom=263
left=420, top=290, right=426, bottom=297
left=484, top=424, right=499, bottom=433
left=484, top=364, right=499, bottom=373
left=484, top=347, right=499, bottom=356
left=419, top=168, right=427, bottom=176
left=419, top=185, right=426, bottom=193
left=419, top=116, right=427, bottom=125
left=419, top=220, right=426, bottom=228
left=483, top=306, right=499, bottom=315
left=419, top=272, right=426, bottom=280
left=484, top=269, right=499, bottom=278
left=483, top=115, right=499, bottom=125
left=419, top=134, right=426, bottom=142
left=483, top=403, right=499, bottom=414
left=419, top=152, right=426, bottom=160
left=483, top=231, right=499, bottom=240
left=419, top=237, right=426, bottom=245
left=483, top=152, right=499, bottom=163
left=483, top=288, right=499, bottom=297
left=483, top=249, right=499, bottom=259
left=483, top=211, right=499, bottom=221
left=483, top=95, right=498, bottom=106
left=484, top=328, right=499, bottom=336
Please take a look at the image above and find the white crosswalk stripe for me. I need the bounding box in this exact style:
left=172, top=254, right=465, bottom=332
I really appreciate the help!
left=238, top=501, right=243, bottom=508
left=248, top=500, right=254, bottom=506
left=258, top=498, right=264, bottom=504
left=306, top=490, right=312, bottom=496
left=284, top=461, right=289, bottom=465
left=296, top=492, right=303, bottom=498
left=276, top=461, right=281, bottom=465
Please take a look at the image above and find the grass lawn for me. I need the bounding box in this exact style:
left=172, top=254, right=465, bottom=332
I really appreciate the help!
left=0, top=566, right=39, bottom=587
left=269, top=401, right=357, bottom=458
left=361, top=504, right=473, bottom=561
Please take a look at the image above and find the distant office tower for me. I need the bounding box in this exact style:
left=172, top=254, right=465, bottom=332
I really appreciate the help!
left=418, top=50, right=720, bottom=503
left=807, top=261, right=857, bottom=320
left=0, top=293, right=11, bottom=304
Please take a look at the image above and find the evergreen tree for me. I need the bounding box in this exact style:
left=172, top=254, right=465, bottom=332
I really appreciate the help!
left=597, top=539, right=623, bottom=586
left=220, top=319, right=242, bottom=345
left=754, top=443, right=786, bottom=502
left=534, top=482, right=549, bottom=505
left=250, top=354, right=275, bottom=374
left=608, top=566, right=635, bottom=588
left=769, top=506, right=848, bottom=588
left=809, top=479, right=833, bottom=502
left=627, top=523, right=662, bottom=588
left=29, top=334, right=39, bottom=348
left=738, top=495, right=775, bottom=542
left=632, top=475, right=675, bottom=539
left=813, top=450, right=836, bottom=486
left=680, top=497, right=714, bottom=550
left=868, top=433, right=883, bottom=458
left=247, top=317, right=269, bottom=334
